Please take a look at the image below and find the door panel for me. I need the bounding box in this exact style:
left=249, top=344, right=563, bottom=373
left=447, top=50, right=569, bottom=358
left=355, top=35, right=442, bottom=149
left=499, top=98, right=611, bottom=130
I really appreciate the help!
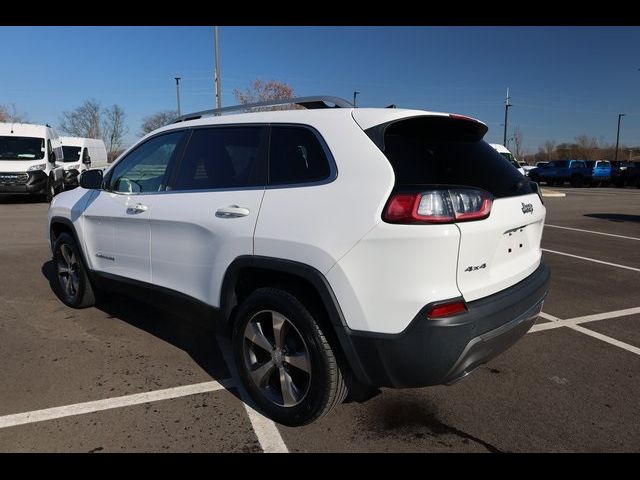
left=82, top=191, right=151, bottom=283
left=149, top=125, right=268, bottom=306
left=148, top=190, right=265, bottom=306
left=82, top=130, right=187, bottom=284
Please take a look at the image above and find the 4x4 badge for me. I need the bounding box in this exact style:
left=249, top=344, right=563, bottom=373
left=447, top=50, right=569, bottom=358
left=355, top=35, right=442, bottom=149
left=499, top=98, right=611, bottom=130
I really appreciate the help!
left=521, top=202, right=534, bottom=214
left=464, top=263, right=486, bottom=272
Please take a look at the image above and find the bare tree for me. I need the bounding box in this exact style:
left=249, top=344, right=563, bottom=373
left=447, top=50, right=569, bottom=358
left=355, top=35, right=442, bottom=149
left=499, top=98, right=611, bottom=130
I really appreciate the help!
left=102, top=104, right=128, bottom=162
left=0, top=103, right=28, bottom=123
left=574, top=135, right=599, bottom=160
left=233, top=78, right=295, bottom=111
left=513, top=127, right=524, bottom=159
left=59, top=99, right=103, bottom=138
left=140, top=110, right=177, bottom=136
left=541, top=140, right=557, bottom=161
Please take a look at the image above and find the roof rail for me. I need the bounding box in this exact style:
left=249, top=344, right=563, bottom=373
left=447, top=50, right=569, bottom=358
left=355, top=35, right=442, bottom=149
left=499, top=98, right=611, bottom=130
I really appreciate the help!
left=172, top=95, right=353, bottom=124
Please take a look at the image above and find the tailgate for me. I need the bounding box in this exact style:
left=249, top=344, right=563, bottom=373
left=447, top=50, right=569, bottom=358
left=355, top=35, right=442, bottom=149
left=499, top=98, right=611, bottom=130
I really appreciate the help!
left=455, top=193, right=545, bottom=301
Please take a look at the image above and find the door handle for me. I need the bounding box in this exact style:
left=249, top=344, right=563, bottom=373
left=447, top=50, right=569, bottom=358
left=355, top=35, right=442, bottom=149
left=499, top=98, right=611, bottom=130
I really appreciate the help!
left=215, top=205, right=250, bottom=218
left=126, top=203, right=148, bottom=214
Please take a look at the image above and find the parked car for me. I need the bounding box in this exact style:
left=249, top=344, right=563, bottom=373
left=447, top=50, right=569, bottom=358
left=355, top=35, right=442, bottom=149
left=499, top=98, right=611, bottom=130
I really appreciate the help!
left=489, top=143, right=525, bottom=175
left=0, top=122, right=65, bottom=201
left=529, top=159, right=591, bottom=187
left=59, top=137, right=108, bottom=189
left=611, top=161, right=640, bottom=188
left=47, top=96, right=550, bottom=426
left=584, top=160, right=612, bottom=187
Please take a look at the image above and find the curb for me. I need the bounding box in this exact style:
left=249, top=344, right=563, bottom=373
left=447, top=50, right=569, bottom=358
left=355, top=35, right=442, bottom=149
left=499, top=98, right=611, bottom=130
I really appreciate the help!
left=541, top=189, right=566, bottom=198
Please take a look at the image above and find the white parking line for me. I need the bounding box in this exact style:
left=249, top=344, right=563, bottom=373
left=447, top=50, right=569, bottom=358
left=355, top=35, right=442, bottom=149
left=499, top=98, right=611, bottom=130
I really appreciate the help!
left=532, top=307, right=640, bottom=333
left=545, top=224, right=640, bottom=242
left=215, top=335, right=289, bottom=454
left=538, top=312, right=561, bottom=322
left=0, top=379, right=231, bottom=430
left=541, top=248, right=640, bottom=273
left=568, top=325, right=640, bottom=356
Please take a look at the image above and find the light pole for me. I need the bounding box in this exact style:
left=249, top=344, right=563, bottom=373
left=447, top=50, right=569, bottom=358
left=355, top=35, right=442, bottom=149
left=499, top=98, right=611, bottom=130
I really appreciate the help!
left=175, top=77, right=182, bottom=116
left=353, top=91, right=360, bottom=107
left=614, top=113, right=626, bottom=162
left=503, top=87, right=511, bottom=146
left=214, top=26, right=222, bottom=109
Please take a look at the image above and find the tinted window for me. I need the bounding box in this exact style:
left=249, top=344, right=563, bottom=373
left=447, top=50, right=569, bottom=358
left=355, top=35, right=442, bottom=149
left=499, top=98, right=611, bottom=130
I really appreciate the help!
left=269, top=126, right=331, bottom=185
left=549, top=161, right=569, bottom=168
left=371, top=117, right=533, bottom=198
left=108, top=131, right=184, bottom=193
left=62, top=146, right=81, bottom=162
left=172, top=127, right=265, bottom=191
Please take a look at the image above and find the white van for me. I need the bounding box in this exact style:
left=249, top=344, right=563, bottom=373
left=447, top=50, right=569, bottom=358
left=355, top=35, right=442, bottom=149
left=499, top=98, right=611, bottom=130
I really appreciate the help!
left=490, top=143, right=525, bottom=176
left=59, top=137, right=108, bottom=188
left=0, top=122, right=65, bottom=201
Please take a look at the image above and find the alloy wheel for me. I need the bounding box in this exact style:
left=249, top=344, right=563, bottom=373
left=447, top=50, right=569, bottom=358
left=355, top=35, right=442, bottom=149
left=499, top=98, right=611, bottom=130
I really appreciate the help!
left=242, top=310, right=312, bottom=407
left=57, top=244, right=79, bottom=301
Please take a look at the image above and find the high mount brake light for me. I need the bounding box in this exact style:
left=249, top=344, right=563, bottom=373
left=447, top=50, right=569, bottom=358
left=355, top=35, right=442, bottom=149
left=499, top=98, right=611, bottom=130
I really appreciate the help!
left=383, top=188, right=493, bottom=224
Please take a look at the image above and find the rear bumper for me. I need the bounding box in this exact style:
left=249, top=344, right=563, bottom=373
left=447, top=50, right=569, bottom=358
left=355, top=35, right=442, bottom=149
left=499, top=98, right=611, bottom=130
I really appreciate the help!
left=342, top=262, right=550, bottom=388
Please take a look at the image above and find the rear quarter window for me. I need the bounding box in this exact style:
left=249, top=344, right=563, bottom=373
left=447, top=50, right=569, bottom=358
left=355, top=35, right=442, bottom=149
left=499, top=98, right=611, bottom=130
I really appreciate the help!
left=268, top=126, right=331, bottom=185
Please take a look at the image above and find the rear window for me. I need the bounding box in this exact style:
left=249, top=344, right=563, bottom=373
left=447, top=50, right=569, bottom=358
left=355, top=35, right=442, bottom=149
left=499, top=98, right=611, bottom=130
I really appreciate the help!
left=549, top=161, right=569, bottom=168
left=367, top=116, right=533, bottom=198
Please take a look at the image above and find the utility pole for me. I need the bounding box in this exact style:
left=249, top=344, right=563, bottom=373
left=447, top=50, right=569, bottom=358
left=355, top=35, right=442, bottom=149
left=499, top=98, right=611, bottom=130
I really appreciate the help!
left=214, top=26, right=222, bottom=109
left=353, top=91, right=360, bottom=107
left=174, top=77, right=181, bottom=116
left=614, top=113, right=626, bottom=162
left=503, top=87, right=511, bottom=146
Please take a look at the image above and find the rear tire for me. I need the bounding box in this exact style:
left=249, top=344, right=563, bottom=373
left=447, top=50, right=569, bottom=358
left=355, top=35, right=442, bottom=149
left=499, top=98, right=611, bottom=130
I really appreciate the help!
left=232, top=287, right=348, bottom=426
left=570, top=175, right=584, bottom=187
left=52, top=232, right=96, bottom=308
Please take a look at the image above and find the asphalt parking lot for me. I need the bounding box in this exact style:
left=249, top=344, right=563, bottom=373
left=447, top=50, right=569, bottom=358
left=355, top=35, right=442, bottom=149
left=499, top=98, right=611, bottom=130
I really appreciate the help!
left=0, top=187, right=638, bottom=452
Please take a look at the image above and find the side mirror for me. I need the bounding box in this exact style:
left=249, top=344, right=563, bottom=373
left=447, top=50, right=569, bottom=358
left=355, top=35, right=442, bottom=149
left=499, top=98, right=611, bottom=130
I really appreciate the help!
left=79, top=169, right=104, bottom=190
left=50, top=151, right=56, bottom=163
left=83, top=155, right=91, bottom=165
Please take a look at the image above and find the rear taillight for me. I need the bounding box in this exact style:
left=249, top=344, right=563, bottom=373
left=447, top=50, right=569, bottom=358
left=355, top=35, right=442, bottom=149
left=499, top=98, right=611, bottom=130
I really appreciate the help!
left=383, top=188, right=493, bottom=224
left=427, top=300, right=467, bottom=319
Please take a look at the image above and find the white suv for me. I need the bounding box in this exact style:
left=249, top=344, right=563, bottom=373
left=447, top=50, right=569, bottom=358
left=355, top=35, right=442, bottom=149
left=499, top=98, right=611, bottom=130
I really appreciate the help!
left=47, top=96, right=550, bottom=426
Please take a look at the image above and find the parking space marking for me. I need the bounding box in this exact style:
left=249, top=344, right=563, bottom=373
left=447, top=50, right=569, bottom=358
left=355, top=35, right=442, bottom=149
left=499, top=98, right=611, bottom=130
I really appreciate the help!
left=545, top=224, right=640, bottom=242
left=215, top=335, right=289, bottom=454
left=539, top=312, right=561, bottom=322
left=568, top=325, right=640, bottom=356
left=541, top=248, right=640, bottom=272
left=0, top=379, right=232, bottom=430
left=532, top=307, right=640, bottom=333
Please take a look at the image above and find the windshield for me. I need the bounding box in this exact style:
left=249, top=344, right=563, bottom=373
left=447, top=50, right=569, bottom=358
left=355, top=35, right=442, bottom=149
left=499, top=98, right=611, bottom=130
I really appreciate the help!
left=0, top=136, right=45, bottom=160
left=62, top=146, right=81, bottom=163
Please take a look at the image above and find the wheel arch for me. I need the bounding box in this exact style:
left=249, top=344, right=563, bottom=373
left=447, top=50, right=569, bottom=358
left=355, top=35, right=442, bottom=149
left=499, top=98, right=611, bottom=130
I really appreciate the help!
left=49, top=216, right=91, bottom=271
left=220, top=256, right=372, bottom=386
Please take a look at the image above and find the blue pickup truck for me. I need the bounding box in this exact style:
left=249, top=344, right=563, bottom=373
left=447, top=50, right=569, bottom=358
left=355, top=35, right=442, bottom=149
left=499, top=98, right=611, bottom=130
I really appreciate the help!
left=585, top=160, right=612, bottom=186
left=529, top=159, right=591, bottom=187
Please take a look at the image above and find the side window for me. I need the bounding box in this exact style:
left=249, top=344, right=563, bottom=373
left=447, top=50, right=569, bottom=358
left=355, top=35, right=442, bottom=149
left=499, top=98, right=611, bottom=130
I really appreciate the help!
left=82, top=148, right=90, bottom=162
left=47, top=140, right=54, bottom=161
left=269, top=126, right=331, bottom=185
left=172, top=126, right=266, bottom=191
left=107, top=131, right=184, bottom=194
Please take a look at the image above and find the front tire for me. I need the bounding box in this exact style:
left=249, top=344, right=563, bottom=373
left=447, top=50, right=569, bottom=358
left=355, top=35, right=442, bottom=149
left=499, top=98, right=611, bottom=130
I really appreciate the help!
left=44, top=176, right=56, bottom=203
left=232, top=288, right=348, bottom=426
left=52, top=232, right=96, bottom=308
